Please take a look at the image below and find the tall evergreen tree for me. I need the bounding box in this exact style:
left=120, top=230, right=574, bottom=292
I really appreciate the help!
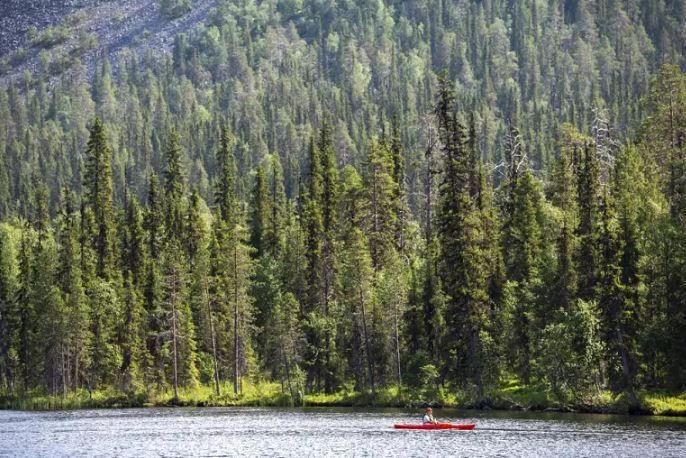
left=215, top=126, right=237, bottom=224
left=365, top=141, right=398, bottom=270
left=163, top=128, right=186, bottom=240
left=0, top=225, right=18, bottom=393
left=265, top=156, right=287, bottom=256
left=434, top=76, right=494, bottom=399
left=56, top=190, right=89, bottom=392
left=83, top=118, right=115, bottom=279
left=249, top=165, right=269, bottom=258
left=576, top=143, right=601, bottom=301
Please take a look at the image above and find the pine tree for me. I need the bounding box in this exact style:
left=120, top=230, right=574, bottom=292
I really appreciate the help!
left=161, top=238, right=198, bottom=399
left=264, top=156, right=286, bottom=256
left=31, top=224, right=63, bottom=393
left=215, top=126, right=237, bottom=224
left=597, top=145, right=655, bottom=405
left=640, top=65, right=686, bottom=387
left=87, top=278, right=122, bottom=389
left=576, top=143, right=601, bottom=301
left=318, top=124, right=340, bottom=393
left=163, top=128, right=186, bottom=240
left=339, top=166, right=376, bottom=396
left=300, top=136, right=325, bottom=389
left=365, top=141, right=398, bottom=270
left=118, top=195, right=146, bottom=392
left=212, top=218, right=254, bottom=395
left=376, top=250, right=409, bottom=398
left=249, top=165, right=269, bottom=258
left=501, top=169, right=545, bottom=383
left=56, top=190, right=89, bottom=392
left=119, top=276, right=143, bottom=392
left=83, top=118, right=115, bottom=280
left=143, top=174, right=165, bottom=386
left=434, top=76, right=493, bottom=398
left=0, top=224, right=18, bottom=393
left=122, top=196, right=146, bottom=286
left=269, top=292, right=305, bottom=403
left=185, top=192, right=219, bottom=394
left=16, top=226, right=36, bottom=390
left=549, top=146, right=578, bottom=311
left=389, top=119, right=408, bottom=252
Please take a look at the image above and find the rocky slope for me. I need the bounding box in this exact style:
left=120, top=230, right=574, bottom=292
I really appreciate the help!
left=0, top=0, right=216, bottom=84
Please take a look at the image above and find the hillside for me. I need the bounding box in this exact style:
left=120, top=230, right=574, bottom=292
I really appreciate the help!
left=0, top=1, right=686, bottom=411
left=1, top=0, right=217, bottom=84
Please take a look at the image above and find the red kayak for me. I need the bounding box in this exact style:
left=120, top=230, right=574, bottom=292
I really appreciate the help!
left=394, top=423, right=476, bottom=430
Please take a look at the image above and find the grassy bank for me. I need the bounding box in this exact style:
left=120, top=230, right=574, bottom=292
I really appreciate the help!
left=2, top=382, right=686, bottom=416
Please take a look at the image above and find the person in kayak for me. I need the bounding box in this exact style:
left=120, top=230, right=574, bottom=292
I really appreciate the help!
left=422, top=407, right=438, bottom=424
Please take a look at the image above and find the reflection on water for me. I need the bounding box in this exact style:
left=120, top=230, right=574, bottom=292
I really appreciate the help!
left=1, top=407, right=685, bottom=457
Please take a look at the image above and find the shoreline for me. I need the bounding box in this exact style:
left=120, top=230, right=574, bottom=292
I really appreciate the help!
left=2, top=384, right=685, bottom=417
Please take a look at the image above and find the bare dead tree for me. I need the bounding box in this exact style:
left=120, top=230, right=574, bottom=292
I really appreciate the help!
left=591, top=106, right=620, bottom=186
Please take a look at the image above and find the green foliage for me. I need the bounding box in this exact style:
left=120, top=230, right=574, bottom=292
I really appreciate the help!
left=537, top=301, right=604, bottom=404
left=160, top=0, right=191, bottom=20
left=1, top=0, right=686, bottom=412
left=31, top=25, right=70, bottom=49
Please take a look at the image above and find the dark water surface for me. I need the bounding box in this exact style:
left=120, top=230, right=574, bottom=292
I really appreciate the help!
left=1, top=407, right=685, bottom=457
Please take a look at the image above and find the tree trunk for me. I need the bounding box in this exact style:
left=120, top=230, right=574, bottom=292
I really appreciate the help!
left=204, top=279, right=220, bottom=397
left=233, top=242, right=239, bottom=396
left=61, top=343, right=67, bottom=399
left=470, top=327, right=484, bottom=403
left=616, top=326, right=638, bottom=409
left=171, top=269, right=179, bottom=403
left=282, top=344, right=295, bottom=402
left=394, top=303, right=402, bottom=401
left=323, top=239, right=332, bottom=394
left=359, top=289, right=376, bottom=403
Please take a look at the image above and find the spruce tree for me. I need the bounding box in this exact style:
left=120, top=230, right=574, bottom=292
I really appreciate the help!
left=501, top=169, right=545, bottom=384
left=318, top=124, right=340, bottom=394
left=56, top=190, right=89, bottom=392
left=215, top=126, right=237, bottom=225
left=83, top=118, right=115, bottom=279
left=143, top=174, right=165, bottom=386
left=249, top=165, right=269, bottom=258
left=549, top=146, right=578, bottom=311
left=265, top=156, right=286, bottom=257
left=0, top=225, right=18, bottom=393
left=365, top=141, right=398, bottom=270
left=212, top=217, right=254, bottom=395
left=339, top=166, right=376, bottom=397
left=576, top=143, right=601, bottom=301
left=300, top=136, right=325, bottom=389
left=163, top=128, right=186, bottom=240
left=434, top=76, right=493, bottom=399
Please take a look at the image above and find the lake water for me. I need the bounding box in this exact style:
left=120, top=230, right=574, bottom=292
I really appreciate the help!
left=1, top=407, right=685, bottom=457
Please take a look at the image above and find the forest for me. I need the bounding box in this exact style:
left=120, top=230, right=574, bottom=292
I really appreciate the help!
left=0, top=0, right=685, bottom=413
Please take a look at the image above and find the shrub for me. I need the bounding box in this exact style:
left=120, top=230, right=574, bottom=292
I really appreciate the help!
left=160, top=0, right=192, bottom=20
left=33, top=26, right=70, bottom=48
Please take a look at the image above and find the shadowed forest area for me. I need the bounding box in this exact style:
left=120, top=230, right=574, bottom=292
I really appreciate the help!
left=1, top=0, right=686, bottom=414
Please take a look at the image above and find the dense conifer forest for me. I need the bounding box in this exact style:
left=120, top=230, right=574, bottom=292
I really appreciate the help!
left=1, top=0, right=686, bottom=411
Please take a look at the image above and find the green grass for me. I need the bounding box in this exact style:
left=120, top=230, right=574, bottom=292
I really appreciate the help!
left=0, top=382, right=293, bottom=411
left=491, top=379, right=555, bottom=410
left=2, top=382, right=686, bottom=416
left=490, top=379, right=631, bottom=414
left=642, top=392, right=686, bottom=416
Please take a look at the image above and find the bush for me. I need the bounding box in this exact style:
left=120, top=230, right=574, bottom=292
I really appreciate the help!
left=71, top=31, right=99, bottom=55
left=9, top=47, right=27, bottom=66
left=65, top=11, right=88, bottom=27
left=160, top=0, right=192, bottom=19
left=537, top=300, right=604, bottom=403
left=32, top=26, right=70, bottom=49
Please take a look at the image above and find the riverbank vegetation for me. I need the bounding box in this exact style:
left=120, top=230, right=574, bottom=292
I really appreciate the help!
left=1, top=1, right=686, bottom=417
left=4, top=382, right=686, bottom=417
